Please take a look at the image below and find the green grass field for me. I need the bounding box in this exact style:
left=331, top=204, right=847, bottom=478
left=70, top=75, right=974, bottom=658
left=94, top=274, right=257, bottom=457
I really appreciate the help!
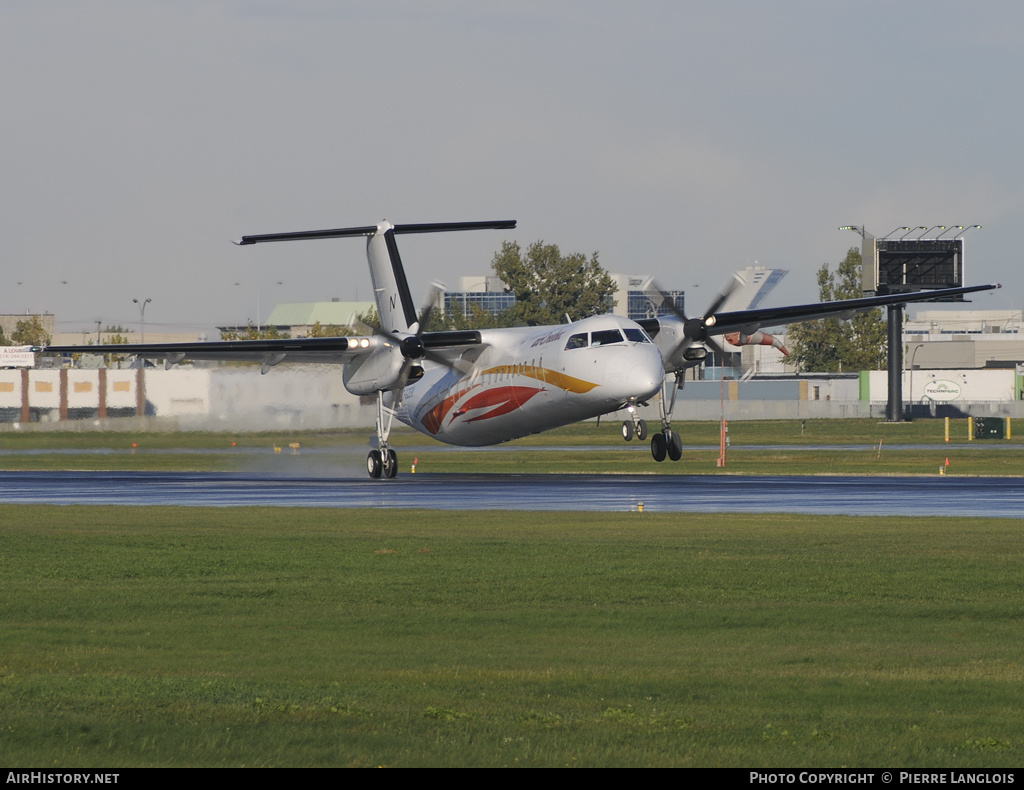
left=2, top=506, right=1022, bottom=767
left=0, top=418, right=1021, bottom=476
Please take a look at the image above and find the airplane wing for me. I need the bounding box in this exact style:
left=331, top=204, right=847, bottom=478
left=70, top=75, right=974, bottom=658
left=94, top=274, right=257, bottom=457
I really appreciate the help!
left=42, top=330, right=486, bottom=372
left=44, top=336, right=374, bottom=366
left=706, top=283, right=1000, bottom=336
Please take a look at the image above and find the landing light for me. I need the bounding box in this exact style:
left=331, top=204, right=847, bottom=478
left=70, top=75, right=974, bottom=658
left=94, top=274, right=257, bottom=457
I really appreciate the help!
left=359, top=338, right=370, bottom=348
left=705, top=315, right=717, bottom=327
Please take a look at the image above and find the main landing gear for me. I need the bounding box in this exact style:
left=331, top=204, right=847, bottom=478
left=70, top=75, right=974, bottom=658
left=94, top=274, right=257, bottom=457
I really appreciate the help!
left=367, top=390, right=399, bottom=479
left=366, top=447, right=398, bottom=479
left=651, top=371, right=684, bottom=463
left=620, top=374, right=686, bottom=463
left=650, top=427, right=683, bottom=462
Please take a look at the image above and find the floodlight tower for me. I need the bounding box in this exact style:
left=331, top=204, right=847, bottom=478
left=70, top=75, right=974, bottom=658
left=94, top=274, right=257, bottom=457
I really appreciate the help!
left=852, top=222, right=981, bottom=422
left=842, top=224, right=905, bottom=421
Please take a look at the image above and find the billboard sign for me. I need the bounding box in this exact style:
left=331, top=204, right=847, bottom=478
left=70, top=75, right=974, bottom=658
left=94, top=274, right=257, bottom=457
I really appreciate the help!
left=0, top=345, right=36, bottom=368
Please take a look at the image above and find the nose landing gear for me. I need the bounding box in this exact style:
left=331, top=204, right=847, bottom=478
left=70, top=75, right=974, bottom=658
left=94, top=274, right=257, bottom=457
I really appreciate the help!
left=621, top=407, right=648, bottom=442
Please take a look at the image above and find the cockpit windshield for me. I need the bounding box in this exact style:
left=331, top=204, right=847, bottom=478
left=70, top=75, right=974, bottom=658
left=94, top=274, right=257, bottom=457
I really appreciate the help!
left=564, top=327, right=650, bottom=349
left=624, top=327, right=651, bottom=343
left=591, top=329, right=624, bottom=346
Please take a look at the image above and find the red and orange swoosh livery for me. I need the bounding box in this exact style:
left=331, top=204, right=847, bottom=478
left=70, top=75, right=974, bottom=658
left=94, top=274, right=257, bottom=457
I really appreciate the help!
left=457, top=385, right=543, bottom=423
left=419, top=365, right=598, bottom=434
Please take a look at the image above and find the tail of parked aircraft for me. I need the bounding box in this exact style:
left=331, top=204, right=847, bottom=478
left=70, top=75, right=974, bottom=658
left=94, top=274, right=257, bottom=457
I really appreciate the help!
left=235, top=220, right=516, bottom=335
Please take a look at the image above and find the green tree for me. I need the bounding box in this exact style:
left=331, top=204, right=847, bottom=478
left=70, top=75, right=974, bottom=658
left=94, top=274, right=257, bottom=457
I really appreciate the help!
left=356, top=307, right=380, bottom=333
left=788, top=248, right=886, bottom=372
left=220, top=322, right=290, bottom=341
left=12, top=316, right=51, bottom=347
left=491, top=241, right=616, bottom=326
left=441, top=300, right=505, bottom=331
left=101, top=326, right=129, bottom=345
left=308, top=321, right=353, bottom=338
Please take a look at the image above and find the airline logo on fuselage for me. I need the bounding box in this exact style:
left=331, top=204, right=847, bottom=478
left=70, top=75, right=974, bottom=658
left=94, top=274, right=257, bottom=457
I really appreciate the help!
left=530, top=329, right=565, bottom=348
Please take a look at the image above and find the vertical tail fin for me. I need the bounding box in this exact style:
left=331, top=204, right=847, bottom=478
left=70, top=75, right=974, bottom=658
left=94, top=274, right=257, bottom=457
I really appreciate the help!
left=367, top=222, right=418, bottom=334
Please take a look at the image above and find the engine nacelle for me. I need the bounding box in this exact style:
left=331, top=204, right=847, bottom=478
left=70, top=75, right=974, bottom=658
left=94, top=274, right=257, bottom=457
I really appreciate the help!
left=343, top=345, right=405, bottom=395
left=678, top=345, right=709, bottom=368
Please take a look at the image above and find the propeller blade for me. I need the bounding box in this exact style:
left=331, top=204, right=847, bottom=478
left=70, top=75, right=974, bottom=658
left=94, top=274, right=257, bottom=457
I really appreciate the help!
left=644, top=281, right=687, bottom=323
left=387, top=283, right=469, bottom=398
left=703, top=276, right=745, bottom=377
left=702, top=272, right=744, bottom=319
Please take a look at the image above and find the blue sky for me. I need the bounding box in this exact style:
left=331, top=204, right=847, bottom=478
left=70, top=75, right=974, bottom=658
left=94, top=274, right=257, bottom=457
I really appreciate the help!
left=2, top=1, right=1021, bottom=334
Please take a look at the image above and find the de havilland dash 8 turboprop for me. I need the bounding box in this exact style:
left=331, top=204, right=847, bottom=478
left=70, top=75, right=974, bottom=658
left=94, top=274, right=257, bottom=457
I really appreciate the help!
left=44, top=219, right=999, bottom=479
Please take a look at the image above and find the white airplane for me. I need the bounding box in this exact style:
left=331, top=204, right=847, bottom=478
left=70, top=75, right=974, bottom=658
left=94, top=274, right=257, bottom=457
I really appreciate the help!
left=45, top=219, right=999, bottom=479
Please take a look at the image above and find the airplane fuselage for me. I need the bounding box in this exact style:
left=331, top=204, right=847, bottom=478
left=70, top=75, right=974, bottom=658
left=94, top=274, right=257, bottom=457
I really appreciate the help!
left=391, top=314, right=664, bottom=446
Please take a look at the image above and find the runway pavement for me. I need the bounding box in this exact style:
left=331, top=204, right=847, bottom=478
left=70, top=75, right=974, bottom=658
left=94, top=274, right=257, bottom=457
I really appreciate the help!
left=0, top=470, right=1021, bottom=517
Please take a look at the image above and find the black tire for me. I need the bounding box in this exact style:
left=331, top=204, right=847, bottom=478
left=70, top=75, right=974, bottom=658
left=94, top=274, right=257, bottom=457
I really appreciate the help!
left=385, top=448, right=398, bottom=479
left=621, top=421, right=634, bottom=441
left=650, top=433, right=667, bottom=462
left=636, top=419, right=648, bottom=441
left=667, top=430, right=683, bottom=461
left=367, top=450, right=383, bottom=479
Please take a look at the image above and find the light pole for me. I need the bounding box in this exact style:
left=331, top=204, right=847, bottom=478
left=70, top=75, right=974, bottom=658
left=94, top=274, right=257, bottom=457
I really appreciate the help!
left=234, top=282, right=283, bottom=335
left=133, top=298, right=151, bottom=343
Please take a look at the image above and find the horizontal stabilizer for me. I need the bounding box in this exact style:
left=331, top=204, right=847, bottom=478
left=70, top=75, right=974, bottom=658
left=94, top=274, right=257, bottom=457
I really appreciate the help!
left=235, top=220, right=516, bottom=246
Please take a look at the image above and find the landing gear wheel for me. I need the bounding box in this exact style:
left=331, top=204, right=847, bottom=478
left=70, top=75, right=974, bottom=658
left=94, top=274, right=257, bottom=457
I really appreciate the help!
left=650, top=433, right=667, bottom=462
left=667, top=430, right=683, bottom=461
left=636, top=419, right=648, bottom=441
left=384, top=448, right=399, bottom=479
left=621, top=421, right=634, bottom=441
left=367, top=450, right=383, bottom=479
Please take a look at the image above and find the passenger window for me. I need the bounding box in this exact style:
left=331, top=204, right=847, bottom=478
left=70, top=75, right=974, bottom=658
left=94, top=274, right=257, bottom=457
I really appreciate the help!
left=565, top=333, right=588, bottom=350
left=591, top=329, right=624, bottom=346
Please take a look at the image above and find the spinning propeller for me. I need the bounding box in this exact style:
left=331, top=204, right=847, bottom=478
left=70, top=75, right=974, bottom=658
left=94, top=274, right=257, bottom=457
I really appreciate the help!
left=377, top=286, right=478, bottom=399
left=646, top=274, right=744, bottom=372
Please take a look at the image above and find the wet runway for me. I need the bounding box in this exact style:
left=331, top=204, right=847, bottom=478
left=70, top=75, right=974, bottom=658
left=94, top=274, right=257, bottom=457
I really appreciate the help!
left=0, top=470, right=1021, bottom=517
